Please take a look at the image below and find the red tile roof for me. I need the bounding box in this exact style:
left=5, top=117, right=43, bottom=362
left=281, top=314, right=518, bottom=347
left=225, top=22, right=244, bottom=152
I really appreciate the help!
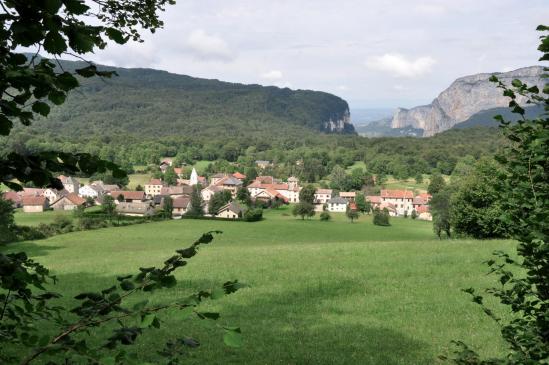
left=22, top=196, right=48, bottom=206
left=173, top=197, right=190, bottom=209
left=315, top=189, right=333, bottom=195
left=416, top=205, right=430, bottom=213
left=110, top=191, right=145, bottom=201
left=3, top=191, right=21, bottom=203
left=367, top=196, right=382, bottom=204
left=174, top=168, right=183, bottom=175
left=232, top=172, right=246, bottom=179
left=66, top=193, right=86, bottom=206
left=147, top=179, right=163, bottom=186
left=380, top=190, right=414, bottom=199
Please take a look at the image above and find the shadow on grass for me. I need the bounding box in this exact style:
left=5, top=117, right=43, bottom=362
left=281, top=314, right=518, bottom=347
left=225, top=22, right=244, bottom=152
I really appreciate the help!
left=19, top=271, right=432, bottom=365
left=0, top=240, right=63, bottom=257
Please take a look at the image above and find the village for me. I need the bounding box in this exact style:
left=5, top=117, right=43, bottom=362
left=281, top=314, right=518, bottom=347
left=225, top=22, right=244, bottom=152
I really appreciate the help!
left=2, top=158, right=432, bottom=221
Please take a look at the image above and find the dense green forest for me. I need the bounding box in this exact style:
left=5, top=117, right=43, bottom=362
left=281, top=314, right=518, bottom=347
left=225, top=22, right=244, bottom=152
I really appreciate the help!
left=0, top=59, right=505, bottom=183
left=25, top=58, right=354, bottom=139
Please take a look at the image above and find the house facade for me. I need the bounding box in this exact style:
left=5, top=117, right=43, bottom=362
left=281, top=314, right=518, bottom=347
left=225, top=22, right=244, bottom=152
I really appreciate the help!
left=172, top=197, right=191, bottom=216
left=380, top=190, right=414, bottom=216
left=51, top=193, right=86, bottom=211
left=326, top=197, right=348, bottom=212
left=116, top=202, right=155, bottom=217
left=22, top=196, right=49, bottom=213
left=59, top=175, right=80, bottom=194
left=145, top=179, right=165, bottom=197
left=79, top=184, right=103, bottom=198
left=110, top=191, right=145, bottom=203
left=217, top=201, right=243, bottom=219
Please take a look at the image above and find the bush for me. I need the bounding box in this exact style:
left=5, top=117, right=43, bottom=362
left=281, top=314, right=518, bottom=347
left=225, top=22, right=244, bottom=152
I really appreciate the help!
left=373, top=207, right=390, bottom=226
left=13, top=225, right=47, bottom=241
left=243, top=208, right=263, bottom=222
left=319, top=211, right=331, bottom=221
left=411, top=209, right=418, bottom=220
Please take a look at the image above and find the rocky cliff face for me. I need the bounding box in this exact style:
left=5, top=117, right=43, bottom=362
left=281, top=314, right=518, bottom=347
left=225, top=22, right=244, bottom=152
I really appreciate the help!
left=391, top=66, right=546, bottom=136
left=323, top=109, right=355, bottom=133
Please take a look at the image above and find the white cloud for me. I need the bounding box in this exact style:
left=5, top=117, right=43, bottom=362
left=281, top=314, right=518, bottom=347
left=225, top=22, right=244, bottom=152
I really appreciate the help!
left=261, top=70, right=283, bottom=80
left=366, top=53, right=437, bottom=78
left=337, top=85, right=349, bottom=91
left=393, top=84, right=407, bottom=91
left=186, top=29, right=234, bottom=62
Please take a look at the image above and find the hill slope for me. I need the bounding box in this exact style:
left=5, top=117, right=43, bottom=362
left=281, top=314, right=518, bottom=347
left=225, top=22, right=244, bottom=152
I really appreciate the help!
left=31, top=59, right=355, bottom=139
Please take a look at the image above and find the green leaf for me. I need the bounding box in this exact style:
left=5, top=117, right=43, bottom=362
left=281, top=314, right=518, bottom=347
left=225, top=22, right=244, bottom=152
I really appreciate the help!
left=223, top=327, right=242, bottom=348
left=120, top=280, right=135, bottom=291
left=44, top=31, right=67, bottom=54
left=0, top=115, right=14, bottom=135
left=179, top=306, right=194, bottom=319
left=140, top=313, right=156, bottom=328
left=132, top=299, right=149, bottom=311
left=75, top=65, right=97, bottom=78
left=63, top=0, right=90, bottom=15
left=196, top=312, right=220, bottom=320
left=32, top=101, right=51, bottom=116
left=106, top=28, right=127, bottom=44
left=45, top=0, right=63, bottom=13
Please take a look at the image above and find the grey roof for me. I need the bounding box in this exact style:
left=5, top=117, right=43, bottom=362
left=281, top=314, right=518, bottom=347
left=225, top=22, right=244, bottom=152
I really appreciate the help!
left=222, top=176, right=243, bottom=186
left=218, top=201, right=243, bottom=215
left=327, top=197, right=348, bottom=205
left=116, top=202, right=154, bottom=215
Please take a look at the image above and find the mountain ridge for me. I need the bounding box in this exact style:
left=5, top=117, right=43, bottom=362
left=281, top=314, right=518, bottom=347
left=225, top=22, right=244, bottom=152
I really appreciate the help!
left=30, top=57, right=356, bottom=139
left=391, top=66, right=545, bottom=136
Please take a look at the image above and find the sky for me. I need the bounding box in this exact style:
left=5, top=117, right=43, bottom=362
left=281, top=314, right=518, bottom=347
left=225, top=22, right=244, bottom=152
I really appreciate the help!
left=85, top=0, right=548, bottom=109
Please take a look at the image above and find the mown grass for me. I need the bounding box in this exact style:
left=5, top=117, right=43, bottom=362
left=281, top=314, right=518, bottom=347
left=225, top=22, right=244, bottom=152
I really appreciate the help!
left=4, top=206, right=513, bottom=364
left=13, top=209, right=72, bottom=226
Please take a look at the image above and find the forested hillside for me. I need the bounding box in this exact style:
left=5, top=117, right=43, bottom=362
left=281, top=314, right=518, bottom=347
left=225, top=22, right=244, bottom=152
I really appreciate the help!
left=28, top=58, right=354, bottom=139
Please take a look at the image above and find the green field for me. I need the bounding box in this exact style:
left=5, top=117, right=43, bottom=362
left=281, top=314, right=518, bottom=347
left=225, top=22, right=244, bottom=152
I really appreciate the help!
left=5, top=207, right=513, bottom=364
left=13, top=209, right=72, bottom=226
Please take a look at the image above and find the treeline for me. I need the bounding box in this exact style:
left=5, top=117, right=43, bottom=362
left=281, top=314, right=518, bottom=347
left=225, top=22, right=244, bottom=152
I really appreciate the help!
left=1, top=125, right=503, bottom=183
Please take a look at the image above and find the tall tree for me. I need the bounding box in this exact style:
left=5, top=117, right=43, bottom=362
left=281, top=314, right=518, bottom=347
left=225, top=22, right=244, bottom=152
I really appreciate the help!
left=430, top=188, right=451, bottom=239
left=208, top=190, right=232, bottom=215
left=329, top=165, right=347, bottom=191
left=162, top=196, right=173, bottom=219
left=0, top=192, right=16, bottom=243
left=427, top=173, right=446, bottom=195
left=346, top=205, right=359, bottom=223
left=0, top=0, right=175, bottom=189
left=102, top=194, right=116, bottom=220
left=299, top=184, right=316, bottom=204
left=186, top=186, right=204, bottom=217
left=446, top=26, right=549, bottom=364
left=292, top=202, right=315, bottom=220
left=163, top=165, right=178, bottom=186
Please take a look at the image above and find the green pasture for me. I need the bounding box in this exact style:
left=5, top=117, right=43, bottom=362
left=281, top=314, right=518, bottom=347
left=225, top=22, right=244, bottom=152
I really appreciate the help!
left=4, top=206, right=513, bottom=364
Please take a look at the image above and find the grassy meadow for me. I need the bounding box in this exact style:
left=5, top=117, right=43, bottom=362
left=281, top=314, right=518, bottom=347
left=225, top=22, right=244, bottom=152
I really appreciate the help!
left=5, top=206, right=514, bottom=364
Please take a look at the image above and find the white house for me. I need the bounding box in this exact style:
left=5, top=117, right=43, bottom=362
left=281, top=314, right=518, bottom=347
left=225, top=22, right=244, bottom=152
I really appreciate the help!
left=217, top=201, right=243, bottom=219
left=380, top=190, right=414, bottom=216
left=50, top=193, right=86, bottom=211
left=145, top=179, right=165, bottom=197
left=247, top=176, right=301, bottom=203
left=79, top=184, right=103, bottom=198
left=326, top=197, right=348, bottom=212
left=44, top=188, right=68, bottom=204
left=22, top=196, right=49, bottom=213
left=201, top=185, right=223, bottom=202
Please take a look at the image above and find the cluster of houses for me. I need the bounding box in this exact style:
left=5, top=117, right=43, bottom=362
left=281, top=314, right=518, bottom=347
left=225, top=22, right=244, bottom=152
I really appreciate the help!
left=2, top=162, right=432, bottom=221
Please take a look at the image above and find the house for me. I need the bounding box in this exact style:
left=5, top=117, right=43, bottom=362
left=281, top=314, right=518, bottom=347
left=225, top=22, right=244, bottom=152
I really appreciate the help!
left=20, top=188, right=45, bottom=197
left=172, top=197, right=191, bottom=216
left=145, top=179, right=165, bottom=197
left=110, top=191, right=145, bottom=203
left=79, top=184, right=104, bottom=198
left=44, top=188, right=68, bottom=204
left=379, top=202, right=398, bottom=217
left=217, top=201, right=244, bottom=219
left=91, top=181, right=119, bottom=193
left=173, top=167, right=184, bottom=178
left=339, top=192, right=356, bottom=202
left=417, top=205, right=432, bottom=221
left=232, top=172, right=246, bottom=180
left=3, top=191, right=22, bottom=208
left=314, top=189, right=333, bottom=204
left=58, top=175, right=80, bottom=194
left=22, top=196, right=49, bottom=213
left=215, top=176, right=243, bottom=196
left=380, top=190, right=414, bottom=216
left=367, top=196, right=382, bottom=209
left=253, top=188, right=288, bottom=204
left=201, top=185, right=224, bottom=202
left=247, top=176, right=301, bottom=203
left=50, top=193, right=86, bottom=211
left=159, top=158, right=173, bottom=173
left=210, top=173, right=227, bottom=186
left=413, top=193, right=432, bottom=211
left=255, top=160, right=271, bottom=169
left=160, top=185, right=192, bottom=198
left=116, top=202, right=155, bottom=217
left=326, top=197, right=348, bottom=212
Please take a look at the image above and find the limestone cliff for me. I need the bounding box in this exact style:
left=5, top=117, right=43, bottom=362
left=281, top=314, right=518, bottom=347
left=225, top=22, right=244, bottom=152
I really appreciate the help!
left=391, top=66, right=546, bottom=136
